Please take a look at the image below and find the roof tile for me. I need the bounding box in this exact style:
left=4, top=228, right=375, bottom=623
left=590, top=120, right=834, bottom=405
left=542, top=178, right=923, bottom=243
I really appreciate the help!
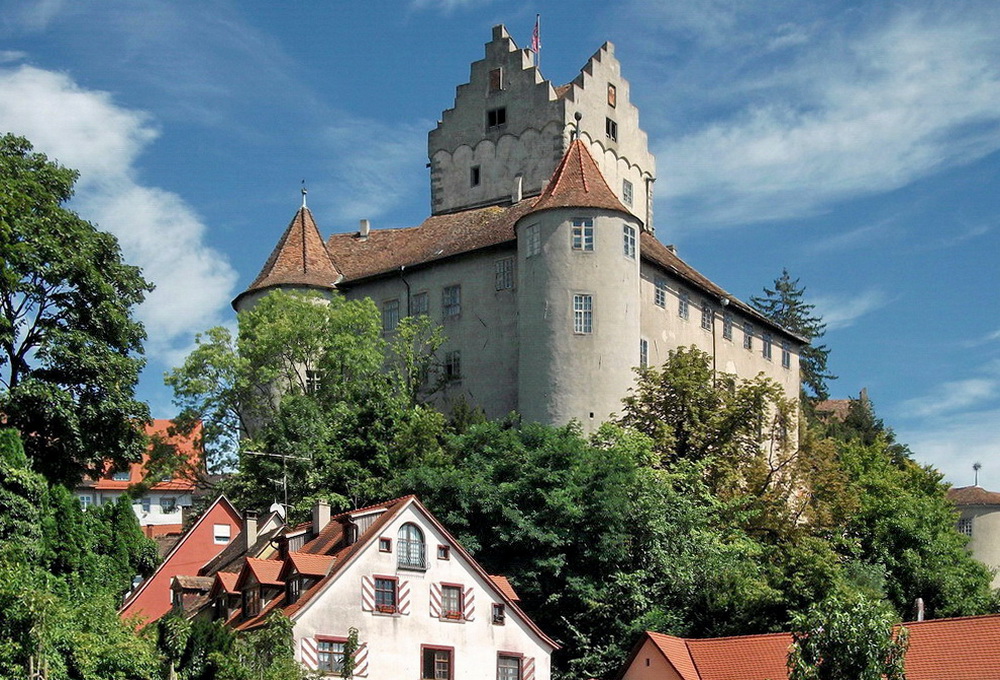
left=524, top=138, right=631, bottom=219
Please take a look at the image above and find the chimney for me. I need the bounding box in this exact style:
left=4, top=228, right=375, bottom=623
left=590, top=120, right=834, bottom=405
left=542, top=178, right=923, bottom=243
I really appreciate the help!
left=359, top=219, right=370, bottom=240
left=915, top=597, right=925, bottom=622
left=243, top=510, right=258, bottom=553
left=312, top=499, right=331, bottom=536
left=512, top=175, right=523, bottom=204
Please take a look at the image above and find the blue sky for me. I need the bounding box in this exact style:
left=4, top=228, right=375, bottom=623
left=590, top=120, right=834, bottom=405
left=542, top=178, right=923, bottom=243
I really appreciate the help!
left=1, top=0, right=998, bottom=488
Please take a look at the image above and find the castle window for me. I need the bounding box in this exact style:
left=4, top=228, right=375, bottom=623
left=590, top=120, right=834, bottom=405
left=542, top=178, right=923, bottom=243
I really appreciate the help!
left=470, top=166, right=481, bottom=187
left=723, top=312, right=733, bottom=341
left=781, top=342, right=791, bottom=369
left=608, top=82, right=617, bottom=107
left=623, top=225, right=636, bottom=259
left=305, top=369, right=322, bottom=394
left=678, top=291, right=690, bottom=320
left=495, top=257, right=514, bottom=290
left=489, top=67, right=503, bottom=92
left=412, top=292, right=429, bottom=317
left=572, top=218, right=594, bottom=251
left=443, top=285, right=461, bottom=318
left=574, top=294, right=593, bottom=334
left=525, top=224, right=541, bottom=257
left=640, top=338, right=648, bottom=368
left=606, top=117, right=618, bottom=142
left=655, top=278, right=666, bottom=307
left=763, top=333, right=773, bottom=360
left=382, top=299, right=400, bottom=332
left=958, top=517, right=973, bottom=536
left=487, top=107, right=506, bottom=129
left=623, top=179, right=633, bottom=206
left=743, top=323, right=754, bottom=350
left=444, top=351, right=462, bottom=382
left=701, top=302, right=713, bottom=331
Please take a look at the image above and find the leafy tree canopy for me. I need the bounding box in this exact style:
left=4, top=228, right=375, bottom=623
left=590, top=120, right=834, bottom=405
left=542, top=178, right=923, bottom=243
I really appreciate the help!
left=0, top=133, right=152, bottom=486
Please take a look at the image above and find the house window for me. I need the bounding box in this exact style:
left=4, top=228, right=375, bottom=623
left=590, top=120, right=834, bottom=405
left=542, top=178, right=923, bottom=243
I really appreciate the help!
left=492, top=603, right=506, bottom=625
left=398, top=523, right=426, bottom=568
left=781, top=342, right=791, bottom=369
left=743, top=323, right=753, bottom=350
left=606, top=117, right=618, bottom=142
left=437, top=545, right=451, bottom=560
left=214, top=524, right=231, bottom=545
left=525, top=224, right=541, bottom=257
left=374, top=577, right=397, bottom=612
left=607, top=82, right=617, bottom=107
left=573, top=294, right=593, bottom=334
left=623, top=224, right=636, bottom=259
left=379, top=537, right=392, bottom=552
left=422, top=647, right=453, bottom=680
left=654, top=278, right=666, bottom=307
left=382, top=299, right=400, bottom=332
left=640, top=339, right=648, bottom=368
left=444, top=351, right=462, bottom=382
left=763, top=333, right=773, bottom=360
left=287, top=576, right=302, bottom=604
left=79, top=494, right=93, bottom=510
left=623, top=179, right=633, bottom=206
left=443, top=285, right=461, bottom=318
left=305, top=369, right=322, bottom=395
left=245, top=586, right=261, bottom=616
left=678, top=291, right=690, bottom=320
left=141, top=497, right=151, bottom=513
left=470, top=166, right=481, bottom=187
left=441, top=585, right=463, bottom=618
left=571, top=218, right=594, bottom=251
left=487, top=107, right=506, bottom=129
left=498, top=655, right=522, bottom=680
left=958, top=517, right=973, bottom=536
left=723, top=312, right=733, bottom=341
left=317, top=639, right=346, bottom=674
left=412, top=292, right=429, bottom=317
left=161, top=497, right=177, bottom=513
left=112, top=470, right=130, bottom=481
left=701, top=302, right=713, bottom=331
left=489, top=67, right=503, bottom=92
left=495, top=257, right=514, bottom=290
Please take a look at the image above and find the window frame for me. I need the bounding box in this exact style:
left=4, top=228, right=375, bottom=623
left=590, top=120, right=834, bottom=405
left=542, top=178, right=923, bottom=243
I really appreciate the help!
left=958, top=517, right=973, bottom=536
left=487, top=107, right=506, bottom=130
left=160, top=496, right=177, bottom=513
left=305, top=369, right=322, bottom=395
left=444, top=350, right=462, bottom=382
left=722, top=312, right=733, bottom=341
left=743, top=323, right=754, bottom=350
left=111, top=469, right=131, bottom=481
left=622, top=179, right=633, bottom=206
left=440, top=583, right=464, bottom=619
left=373, top=575, right=398, bottom=613
left=421, top=645, right=454, bottom=680
left=781, top=341, right=791, bottom=369
left=495, top=257, right=515, bottom=290
left=379, top=537, right=392, bottom=553
left=573, top=294, right=593, bottom=334
left=571, top=218, right=595, bottom=251
left=442, top=285, right=461, bottom=319
left=701, top=301, right=713, bottom=331
left=525, top=224, right=541, bottom=257
left=470, top=165, right=481, bottom=187
left=606, top=117, right=618, bottom=142
left=763, top=333, right=773, bottom=361
left=489, top=67, right=504, bottom=92
left=678, top=291, right=690, bottom=320
left=316, top=636, right=348, bottom=674
left=654, top=278, right=666, bottom=308
left=623, top=224, right=636, bottom=259
left=213, top=523, right=231, bottom=545
left=141, top=497, right=151, bottom=513
left=397, top=523, right=427, bottom=569
left=382, top=298, right=400, bottom=333
left=412, top=291, right=429, bottom=317
left=497, top=653, right=523, bottom=680
left=492, top=603, right=506, bottom=625
left=639, top=338, right=649, bottom=369
left=437, top=545, right=451, bottom=560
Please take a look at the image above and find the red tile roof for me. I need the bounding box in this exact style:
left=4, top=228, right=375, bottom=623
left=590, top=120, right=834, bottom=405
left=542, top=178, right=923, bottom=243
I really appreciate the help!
left=524, top=138, right=632, bottom=220
left=947, top=485, right=1000, bottom=506
left=214, top=571, right=239, bottom=595
left=489, top=575, right=521, bottom=602
left=646, top=632, right=700, bottom=680
left=93, top=419, right=202, bottom=491
left=234, top=206, right=340, bottom=307
left=814, top=399, right=852, bottom=422
left=285, top=552, right=336, bottom=578
left=243, top=557, right=284, bottom=587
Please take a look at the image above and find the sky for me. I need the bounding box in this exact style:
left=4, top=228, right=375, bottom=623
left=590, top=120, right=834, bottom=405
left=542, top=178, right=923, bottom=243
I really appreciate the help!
left=1, top=0, right=998, bottom=488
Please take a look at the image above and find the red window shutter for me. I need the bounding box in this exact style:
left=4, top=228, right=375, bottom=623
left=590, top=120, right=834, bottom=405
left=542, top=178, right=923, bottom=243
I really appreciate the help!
left=429, top=582, right=442, bottom=618
left=361, top=575, right=375, bottom=612
left=523, top=656, right=536, bottom=680
left=398, top=578, right=411, bottom=615
left=300, top=637, right=319, bottom=670
left=353, top=641, right=369, bottom=677
left=463, top=585, right=476, bottom=621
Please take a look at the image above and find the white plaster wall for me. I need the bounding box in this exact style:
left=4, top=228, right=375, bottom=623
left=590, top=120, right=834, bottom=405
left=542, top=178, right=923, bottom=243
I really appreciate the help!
left=91, top=490, right=192, bottom=526
left=293, top=504, right=552, bottom=680
left=961, top=507, right=1000, bottom=588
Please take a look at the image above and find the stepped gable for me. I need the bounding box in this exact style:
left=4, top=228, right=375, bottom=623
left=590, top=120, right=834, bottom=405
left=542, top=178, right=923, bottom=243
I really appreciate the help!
left=326, top=199, right=535, bottom=283
left=233, top=206, right=340, bottom=308
left=948, top=485, right=1000, bottom=506
left=524, top=137, right=632, bottom=219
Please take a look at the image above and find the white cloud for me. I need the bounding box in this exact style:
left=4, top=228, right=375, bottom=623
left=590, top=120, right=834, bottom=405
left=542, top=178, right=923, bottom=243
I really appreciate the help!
left=8, top=0, right=68, bottom=31
left=0, top=51, right=27, bottom=63
left=811, top=289, right=889, bottom=331
left=901, top=408, right=1000, bottom=490
left=0, top=64, right=237, bottom=362
left=651, top=7, right=1000, bottom=227
left=901, top=378, right=998, bottom=418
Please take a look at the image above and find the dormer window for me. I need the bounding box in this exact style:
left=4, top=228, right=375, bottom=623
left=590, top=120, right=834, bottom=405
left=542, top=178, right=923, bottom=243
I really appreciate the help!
left=397, top=523, right=426, bottom=569
left=244, top=586, right=261, bottom=617
left=287, top=576, right=302, bottom=604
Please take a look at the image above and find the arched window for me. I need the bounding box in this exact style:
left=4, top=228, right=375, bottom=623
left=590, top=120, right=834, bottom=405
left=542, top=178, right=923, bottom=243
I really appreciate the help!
left=397, top=523, right=426, bottom=569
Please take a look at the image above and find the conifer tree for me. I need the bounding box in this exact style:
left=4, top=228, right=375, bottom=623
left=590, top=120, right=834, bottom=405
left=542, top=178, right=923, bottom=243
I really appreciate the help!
left=751, top=269, right=835, bottom=400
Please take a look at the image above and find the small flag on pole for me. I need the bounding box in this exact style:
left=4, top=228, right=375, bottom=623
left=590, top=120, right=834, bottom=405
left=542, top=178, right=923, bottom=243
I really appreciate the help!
left=531, top=14, right=541, bottom=66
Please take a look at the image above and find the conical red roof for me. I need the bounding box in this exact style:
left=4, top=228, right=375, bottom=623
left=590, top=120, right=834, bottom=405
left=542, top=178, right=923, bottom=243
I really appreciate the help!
left=525, top=138, right=634, bottom=220
left=234, top=206, right=340, bottom=308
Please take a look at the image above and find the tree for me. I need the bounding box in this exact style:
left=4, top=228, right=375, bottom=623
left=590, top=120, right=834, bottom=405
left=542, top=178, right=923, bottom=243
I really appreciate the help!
left=0, top=134, right=152, bottom=486
left=209, top=612, right=311, bottom=680
left=751, top=269, right=835, bottom=400
left=788, top=594, right=908, bottom=680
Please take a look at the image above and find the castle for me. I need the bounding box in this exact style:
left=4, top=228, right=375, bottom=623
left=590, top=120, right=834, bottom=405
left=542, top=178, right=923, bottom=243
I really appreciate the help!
left=233, top=25, right=804, bottom=430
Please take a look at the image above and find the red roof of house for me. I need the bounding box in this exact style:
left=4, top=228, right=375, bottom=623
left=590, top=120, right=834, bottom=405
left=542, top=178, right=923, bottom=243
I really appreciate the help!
left=214, top=571, right=240, bottom=595
left=284, top=552, right=336, bottom=578
left=904, top=614, right=1000, bottom=678
left=947, top=485, right=1000, bottom=506
left=241, top=557, right=285, bottom=588
left=524, top=137, right=632, bottom=219
left=489, top=575, right=521, bottom=602
left=93, top=419, right=202, bottom=491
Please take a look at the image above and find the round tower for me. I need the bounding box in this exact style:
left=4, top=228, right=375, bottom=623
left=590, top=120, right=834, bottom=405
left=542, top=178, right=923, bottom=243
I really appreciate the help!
left=515, top=139, right=642, bottom=430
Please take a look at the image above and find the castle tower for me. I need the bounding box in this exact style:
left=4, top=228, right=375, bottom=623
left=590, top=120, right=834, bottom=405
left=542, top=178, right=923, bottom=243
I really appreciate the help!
left=515, top=138, right=642, bottom=428
left=232, top=197, right=341, bottom=313
left=429, top=25, right=657, bottom=231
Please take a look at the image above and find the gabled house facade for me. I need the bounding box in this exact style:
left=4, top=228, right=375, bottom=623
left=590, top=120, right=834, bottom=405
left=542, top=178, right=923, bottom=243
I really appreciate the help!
left=220, top=495, right=557, bottom=679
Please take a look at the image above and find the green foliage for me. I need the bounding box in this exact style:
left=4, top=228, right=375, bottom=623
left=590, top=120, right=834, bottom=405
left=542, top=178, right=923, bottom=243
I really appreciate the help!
left=750, top=269, right=835, bottom=400
left=209, top=612, right=312, bottom=680
left=0, top=428, right=46, bottom=560
left=788, top=594, right=908, bottom=680
left=0, top=134, right=152, bottom=486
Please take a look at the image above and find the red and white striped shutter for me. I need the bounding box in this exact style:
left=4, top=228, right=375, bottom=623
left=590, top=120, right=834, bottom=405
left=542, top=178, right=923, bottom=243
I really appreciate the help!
left=299, top=637, right=319, bottom=670
left=429, top=582, right=442, bottom=618
left=462, top=585, right=475, bottom=621
left=397, top=578, right=411, bottom=615
left=522, top=656, right=536, bottom=680
left=353, top=641, right=369, bottom=677
left=360, top=575, right=375, bottom=612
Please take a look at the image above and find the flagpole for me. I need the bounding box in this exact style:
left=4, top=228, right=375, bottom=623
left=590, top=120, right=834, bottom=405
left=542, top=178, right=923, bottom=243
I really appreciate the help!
left=532, top=14, right=541, bottom=69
